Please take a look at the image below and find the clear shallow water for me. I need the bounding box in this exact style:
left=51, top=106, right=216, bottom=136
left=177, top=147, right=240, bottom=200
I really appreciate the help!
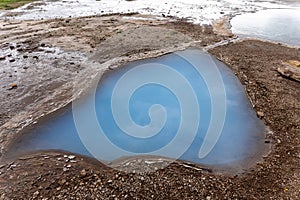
left=231, top=9, right=300, bottom=46
left=6, top=49, right=268, bottom=170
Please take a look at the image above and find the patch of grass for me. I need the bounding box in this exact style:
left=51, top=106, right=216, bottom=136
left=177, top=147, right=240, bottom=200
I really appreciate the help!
left=0, top=0, right=35, bottom=10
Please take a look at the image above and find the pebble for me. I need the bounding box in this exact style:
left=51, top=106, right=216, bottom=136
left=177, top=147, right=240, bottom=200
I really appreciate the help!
left=68, top=155, right=76, bottom=160
left=0, top=55, right=5, bottom=60
left=257, top=111, right=264, bottom=118
left=58, top=179, right=66, bottom=185
left=8, top=83, right=18, bottom=90
left=277, top=139, right=281, bottom=144
left=80, top=169, right=87, bottom=177
left=33, top=191, right=39, bottom=198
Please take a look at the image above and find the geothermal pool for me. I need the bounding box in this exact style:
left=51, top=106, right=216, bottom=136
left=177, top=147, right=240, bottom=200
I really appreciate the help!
left=6, top=49, right=268, bottom=171
left=231, top=8, right=300, bottom=46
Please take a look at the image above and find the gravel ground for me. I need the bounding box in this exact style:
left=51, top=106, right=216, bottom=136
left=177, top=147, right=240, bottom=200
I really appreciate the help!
left=0, top=14, right=299, bottom=199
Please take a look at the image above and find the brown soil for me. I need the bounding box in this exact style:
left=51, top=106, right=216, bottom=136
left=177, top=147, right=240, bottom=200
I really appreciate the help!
left=0, top=14, right=299, bottom=199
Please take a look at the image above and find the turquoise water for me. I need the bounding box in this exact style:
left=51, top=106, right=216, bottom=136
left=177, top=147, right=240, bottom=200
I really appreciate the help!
left=6, top=49, right=267, bottom=169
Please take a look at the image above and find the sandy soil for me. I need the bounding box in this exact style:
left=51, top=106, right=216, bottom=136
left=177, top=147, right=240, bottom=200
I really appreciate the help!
left=0, top=13, right=299, bottom=199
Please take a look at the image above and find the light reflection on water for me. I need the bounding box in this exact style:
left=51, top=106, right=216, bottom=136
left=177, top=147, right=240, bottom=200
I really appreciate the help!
left=5, top=49, right=268, bottom=170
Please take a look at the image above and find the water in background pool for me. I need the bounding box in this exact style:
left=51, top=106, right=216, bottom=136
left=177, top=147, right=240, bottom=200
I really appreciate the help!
left=231, top=9, right=300, bottom=46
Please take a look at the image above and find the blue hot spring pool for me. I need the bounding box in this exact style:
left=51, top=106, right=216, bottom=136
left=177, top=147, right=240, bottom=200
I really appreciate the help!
left=5, top=49, right=269, bottom=171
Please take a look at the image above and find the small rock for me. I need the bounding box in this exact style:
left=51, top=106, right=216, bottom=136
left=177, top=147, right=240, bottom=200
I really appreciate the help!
left=45, top=50, right=55, bottom=53
left=9, top=45, right=15, bottom=50
left=8, top=83, right=18, bottom=90
left=0, top=55, right=5, bottom=60
left=66, top=164, right=71, bottom=168
left=9, top=58, right=15, bottom=62
left=277, top=139, right=281, bottom=144
left=68, top=155, right=76, bottom=160
left=23, top=55, right=28, bottom=59
left=80, top=169, right=87, bottom=177
left=33, top=191, right=39, bottom=198
left=63, top=167, right=69, bottom=172
left=257, top=111, right=264, bottom=118
left=277, top=61, right=300, bottom=82
left=286, top=60, right=300, bottom=67
left=58, top=179, right=66, bottom=185
left=33, top=55, right=39, bottom=59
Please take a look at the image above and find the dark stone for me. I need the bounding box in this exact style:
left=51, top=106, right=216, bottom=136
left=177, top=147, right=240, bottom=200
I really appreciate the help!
left=8, top=83, right=17, bottom=90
